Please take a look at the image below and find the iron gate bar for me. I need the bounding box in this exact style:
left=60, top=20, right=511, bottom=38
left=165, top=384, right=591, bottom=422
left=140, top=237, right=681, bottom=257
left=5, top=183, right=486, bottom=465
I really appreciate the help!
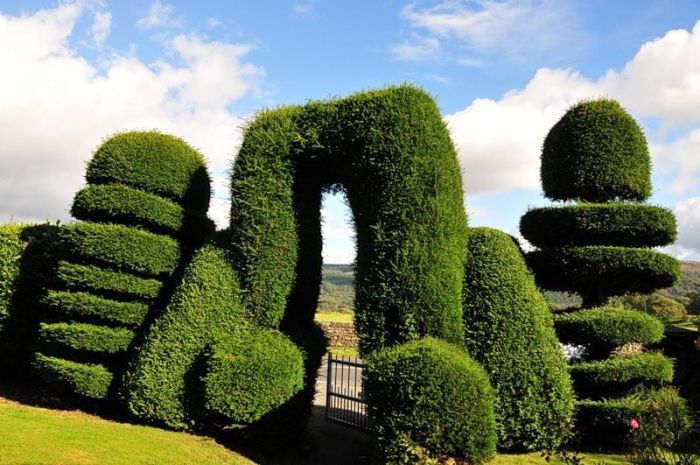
left=325, top=353, right=371, bottom=431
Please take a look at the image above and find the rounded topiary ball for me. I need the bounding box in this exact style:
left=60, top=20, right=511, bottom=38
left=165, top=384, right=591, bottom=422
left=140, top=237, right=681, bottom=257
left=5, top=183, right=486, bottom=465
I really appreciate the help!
left=364, top=337, right=497, bottom=464
left=541, top=99, right=651, bottom=202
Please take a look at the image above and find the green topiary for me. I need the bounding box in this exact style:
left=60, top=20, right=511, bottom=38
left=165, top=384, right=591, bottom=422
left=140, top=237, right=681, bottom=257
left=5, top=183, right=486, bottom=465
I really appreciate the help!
left=364, top=337, right=497, bottom=464
left=60, top=222, right=182, bottom=278
left=462, top=227, right=574, bottom=451
left=72, top=184, right=214, bottom=244
left=33, top=353, right=112, bottom=399
left=38, top=322, right=134, bottom=355
left=0, top=225, right=25, bottom=328
left=55, top=261, right=162, bottom=302
left=570, top=353, right=674, bottom=399
left=123, top=235, right=250, bottom=428
left=202, top=327, right=304, bottom=425
left=43, top=291, right=149, bottom=327
left=554, top=307, right=664, bottom=356
left=541, top=99, right=651, bottom=202
left=520, top=204, right=676, bottom=248
left=86, top=131, right=211, bottom=210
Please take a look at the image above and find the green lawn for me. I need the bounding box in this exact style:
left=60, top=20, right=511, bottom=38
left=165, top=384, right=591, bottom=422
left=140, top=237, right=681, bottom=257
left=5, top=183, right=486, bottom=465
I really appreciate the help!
left=493, top=453, right=629, bottom=464
left=0, top=399, right=255, bottom=465
left=315, top=311, right=354, bottom=324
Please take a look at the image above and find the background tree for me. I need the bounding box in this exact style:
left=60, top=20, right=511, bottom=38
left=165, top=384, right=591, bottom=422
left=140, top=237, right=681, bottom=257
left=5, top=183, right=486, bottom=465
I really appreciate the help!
left=520, top=99, right=682, bottom=447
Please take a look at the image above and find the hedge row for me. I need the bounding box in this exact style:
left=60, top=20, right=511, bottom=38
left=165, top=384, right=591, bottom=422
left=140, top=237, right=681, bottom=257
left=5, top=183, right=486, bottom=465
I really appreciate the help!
left=365, top=338, right=497, bottom=464
left=72, top=184, right=214, bottom=243
left=520, top=204, right=676, bottom=248
left=541, top=99, right=651, bottom=202
left=55, top=261, right=162, bottom=302
left=203, top=327, right=304, bottom=425
left=231, top=85, right=468, bottom=354
left=33, top=353, right=112, bottom=399
left=38, top=322, right=134, bottom=355
left=554, top=307, right=665, bottom=357
left=462, top=227, right=574, bottom=450
left=60, top=222, right=182, bottom=278
left=123, top=235, right=251, bottom=428
left=86, top=131, right=211, bottom=210
left=527, top=246, right=680, bottom=306
left=43, top=290, right=148, bottom=327
left=0, top=224, right=25, bottom=326
left=570, top=353, right=674, bottom=399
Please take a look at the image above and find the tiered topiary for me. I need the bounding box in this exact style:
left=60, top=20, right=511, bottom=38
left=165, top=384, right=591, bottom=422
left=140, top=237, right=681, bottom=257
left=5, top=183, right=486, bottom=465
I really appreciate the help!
left=33, top=131, right=213, bottom=400
left=463, top=227, right=574, bottom=451
left=520, top=99, right=682, bottom=447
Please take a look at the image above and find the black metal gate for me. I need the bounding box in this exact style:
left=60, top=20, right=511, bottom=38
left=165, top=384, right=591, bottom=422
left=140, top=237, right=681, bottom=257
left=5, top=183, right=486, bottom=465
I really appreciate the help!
left=325, top=353, right=371, bottom=431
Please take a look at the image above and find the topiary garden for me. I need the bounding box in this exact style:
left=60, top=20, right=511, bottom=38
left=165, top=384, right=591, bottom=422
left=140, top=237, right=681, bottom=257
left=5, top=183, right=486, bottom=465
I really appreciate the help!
left=0, top=87, right=696, bottom=464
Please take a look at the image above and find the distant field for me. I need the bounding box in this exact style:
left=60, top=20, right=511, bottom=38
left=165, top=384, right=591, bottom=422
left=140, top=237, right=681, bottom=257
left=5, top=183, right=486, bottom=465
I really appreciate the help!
left=318, top=264, right=354, bottom=312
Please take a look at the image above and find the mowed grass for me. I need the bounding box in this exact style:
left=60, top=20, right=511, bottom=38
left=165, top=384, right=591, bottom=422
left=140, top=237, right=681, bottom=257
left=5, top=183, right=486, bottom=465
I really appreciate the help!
left=0, top=398, right=255, bottom=465
left=315, top=311, right=354, bottom=324
left=493, top=453, right=629, bottom=464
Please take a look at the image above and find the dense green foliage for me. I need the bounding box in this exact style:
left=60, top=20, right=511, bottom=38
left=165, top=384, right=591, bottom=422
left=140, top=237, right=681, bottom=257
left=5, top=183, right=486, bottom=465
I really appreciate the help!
left=570, top=353, right=674, bottom=399
left=541, top=99, right=651, bottom=202
left=612, top=293, right=688, bottom=323
left=231, top=85, right=467, bottom=354
left=123, top=237, right=250, bottom=428
left=554, top=308, right=665, bottom=355
left=38, top=322, right=134, bottom=355
left=317, top=264, right=355, bottom=312
left=521, top=204, right=676, bottom=248
left=43, top=291, right=149, bottom=327
left=527, top=247, right=680, bottom=306
left=86, top=131, right=211, bottom=210
left=462, top=227, right=574, bottom=451
left=72, top=184, right=214, bottom=244
left=203, top=327, right=304, bottom=425
left=0, top=225, right=24, bottom=327
left=365, top=338, right=497, bottom=464
left=60, top=222, right=182, bottom=278
left=33, top=353, right=113, bottom=399
left=55, top=261, right=162, bottom=302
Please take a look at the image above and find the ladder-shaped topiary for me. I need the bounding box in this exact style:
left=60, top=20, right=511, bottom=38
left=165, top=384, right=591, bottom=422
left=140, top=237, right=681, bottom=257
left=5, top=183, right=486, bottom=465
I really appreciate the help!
left=520, top=99, right=681, bottom=447
left=32, top=131, right=214, bottom=400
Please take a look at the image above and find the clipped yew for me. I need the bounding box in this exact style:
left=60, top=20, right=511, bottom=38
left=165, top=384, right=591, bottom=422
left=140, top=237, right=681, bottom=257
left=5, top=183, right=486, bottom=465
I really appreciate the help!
left=521, top=98, right=681, bottom=446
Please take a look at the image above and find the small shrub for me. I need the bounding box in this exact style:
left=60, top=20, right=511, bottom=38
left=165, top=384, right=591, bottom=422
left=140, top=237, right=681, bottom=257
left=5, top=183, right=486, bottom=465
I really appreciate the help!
left=364, top=337, right=497, bottom=464
left=42, top=290, right=149, bottom=327
left=38, top=322, right=134, bottom=355
left=203, top=327, right=304, bottom=424
left=33, top=353, right=112, bottom=399
left=541, top=99, right=651, bottom=202
left=55, top=261, right=162, bottom=302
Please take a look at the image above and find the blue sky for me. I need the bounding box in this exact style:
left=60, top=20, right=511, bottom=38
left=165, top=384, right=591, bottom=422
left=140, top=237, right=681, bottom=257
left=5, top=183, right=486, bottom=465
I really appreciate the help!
left=1, top=1, right=700, bottom=264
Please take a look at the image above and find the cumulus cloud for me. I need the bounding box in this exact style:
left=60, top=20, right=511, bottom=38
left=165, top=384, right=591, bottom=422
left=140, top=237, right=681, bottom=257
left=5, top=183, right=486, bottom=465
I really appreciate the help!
left=394, top=0, right=578, bottom=64
left=91, top=11, right=110, bottom=46
left=672, top=197, right=700, bottom=256
left=0, top=3, right=262, bottom=227
left=136, top=1, right=182, bottom=30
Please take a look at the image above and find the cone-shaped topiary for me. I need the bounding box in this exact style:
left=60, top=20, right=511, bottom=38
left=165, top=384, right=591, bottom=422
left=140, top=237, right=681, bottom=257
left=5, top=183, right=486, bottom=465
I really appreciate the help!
left=521, top=98, right=681, bottom=448
left=463, top=227, right=574, bottom=451
left=33, top=131, right=212, bottom=401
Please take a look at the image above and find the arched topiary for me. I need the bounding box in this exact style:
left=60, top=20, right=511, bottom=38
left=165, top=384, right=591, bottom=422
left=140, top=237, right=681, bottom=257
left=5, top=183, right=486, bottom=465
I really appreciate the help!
left=522, top=98, right=681, bottom=447
left=541, top=99, right=651, bottom=202
left=33, top=131, right=212, bottom=400
left=364, top=338, right=497, bottom=464
left=463, top=227, right=574, bottom=451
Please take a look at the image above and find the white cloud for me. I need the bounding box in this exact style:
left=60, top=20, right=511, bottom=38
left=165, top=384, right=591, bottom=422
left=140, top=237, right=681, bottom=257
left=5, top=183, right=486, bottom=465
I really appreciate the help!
left=292, top=0, right=318, bottom=17
left=652, top=129, right=700, bottom=194
left=395, top=0, right=578, bottom=64
left=136, top=1, right=182, bottom=30
left=91, top=11, right=110, bottom=46
left=672, top=198, right=700, bottom=257
left=390, top=35, right=441, bottom=61
left=0, top=3, right=262, bottom=227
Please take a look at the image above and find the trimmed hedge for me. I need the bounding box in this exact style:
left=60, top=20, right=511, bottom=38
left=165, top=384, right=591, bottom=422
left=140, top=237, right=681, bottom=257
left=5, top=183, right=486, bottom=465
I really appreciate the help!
left=541, top=99, right=651, bottom=202
left=86, top=131, right=211, bottom=210
left=55, top=261, right=162, bottom=302
left=520, top=204, right=676, bottom=248
left=72, top=184, right=214, bottom=243
left=364, top=338, right=497, bottom=464
left=203, top=327, right=304, bottom=425
left=42, top=290, right=149, bottom=327
left=123, top=235, right=251, bottom=428
left=0, top=224, right=25, bottom=326
left=554, top=307, right=665, bottom=356
left=33, top=353, right=112, bottom=399
left=527, top=246, right=680, bottom=306
left=38, top=322, right=134, bottom=355
left=231, top=85, right=467, bottom=354
left=60, top=222, right=181, bottom=278
left=571, top=353, right=674, bottom=399
left=462, top=227, right=574, bottom=450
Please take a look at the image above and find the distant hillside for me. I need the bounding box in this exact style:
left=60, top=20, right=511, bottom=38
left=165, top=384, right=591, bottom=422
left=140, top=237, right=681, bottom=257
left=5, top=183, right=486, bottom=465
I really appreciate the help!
left=660, top=261, right=700, bottom=300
